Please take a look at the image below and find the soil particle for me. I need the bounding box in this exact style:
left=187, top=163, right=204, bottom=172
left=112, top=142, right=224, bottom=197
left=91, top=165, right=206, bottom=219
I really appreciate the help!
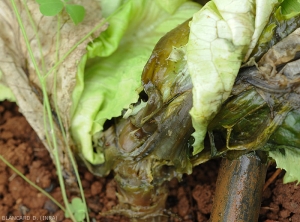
left=105, top=180, right=117, bottom=200
left=177, top=187, right=190, bottom=217
left=91, top=181, right=103, bottom=196
left=192, top=184, right=214, bottom=215
left=1, top=101, right=300, bottom=222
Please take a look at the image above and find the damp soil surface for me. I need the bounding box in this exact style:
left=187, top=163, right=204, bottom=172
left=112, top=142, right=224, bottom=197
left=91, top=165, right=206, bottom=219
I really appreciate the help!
left=0, top=100, right=300, bottom=222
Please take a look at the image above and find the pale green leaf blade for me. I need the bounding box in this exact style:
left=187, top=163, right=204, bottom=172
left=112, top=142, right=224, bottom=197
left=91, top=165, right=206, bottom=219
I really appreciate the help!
left=269, top=147, right=300, bottom=184
left=64, top=198, right=86, bottom=220
left=155, top=0, right=188, bottom=14
left=65, top=4, right=85, bottom=25
left=74, top=212, right=85, bottom=222
left=36, top=0, right=64, bottom=16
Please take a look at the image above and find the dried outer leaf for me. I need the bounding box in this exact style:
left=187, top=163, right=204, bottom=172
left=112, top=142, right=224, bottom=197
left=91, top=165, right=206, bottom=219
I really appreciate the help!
left=258, top=28, right=300, bottom=73
left=0, top=0, right=107, bottom=186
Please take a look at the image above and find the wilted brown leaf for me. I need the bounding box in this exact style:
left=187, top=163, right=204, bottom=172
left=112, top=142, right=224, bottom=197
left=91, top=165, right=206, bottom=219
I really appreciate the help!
left=0, top=0, right=107, bottom=186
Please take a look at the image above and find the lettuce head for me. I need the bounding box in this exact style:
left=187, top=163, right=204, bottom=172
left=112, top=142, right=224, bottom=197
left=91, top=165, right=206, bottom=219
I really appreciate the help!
left=70, top=0, right=300, bottom=184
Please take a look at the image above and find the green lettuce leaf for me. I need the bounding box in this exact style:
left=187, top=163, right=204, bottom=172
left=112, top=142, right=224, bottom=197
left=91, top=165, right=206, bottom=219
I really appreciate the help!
left=269, top=147, right=300, bottom=184
left=268, top=110, right=300, bottom=183
left=187, top=0, right=279, bottom=155
left=280, top=0, right=300, bottom=19
left=70, top=0, right=201, bottom=164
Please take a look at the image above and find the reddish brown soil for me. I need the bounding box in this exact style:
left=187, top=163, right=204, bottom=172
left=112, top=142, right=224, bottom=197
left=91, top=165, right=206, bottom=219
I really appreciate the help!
left=0, top=101, right=300, bottom=222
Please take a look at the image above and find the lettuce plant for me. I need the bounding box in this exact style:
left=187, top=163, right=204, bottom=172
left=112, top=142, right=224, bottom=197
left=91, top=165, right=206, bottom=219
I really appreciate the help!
left=69, top=0, right=300, bottom=220
left=1, top=0, right=300, bottom=221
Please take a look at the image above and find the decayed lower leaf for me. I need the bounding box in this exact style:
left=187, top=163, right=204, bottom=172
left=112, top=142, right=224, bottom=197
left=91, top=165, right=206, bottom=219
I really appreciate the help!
left=205, top=27, right=300, bottom=182
left=0, top=0, right=107, bottom=185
